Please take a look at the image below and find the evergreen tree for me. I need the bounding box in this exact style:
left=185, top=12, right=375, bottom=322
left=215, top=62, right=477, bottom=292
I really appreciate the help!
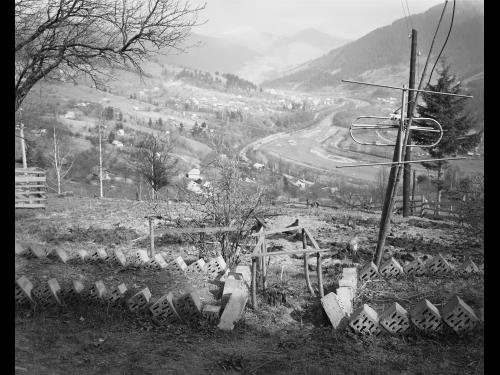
left=413, top=61, right=481, bottom=207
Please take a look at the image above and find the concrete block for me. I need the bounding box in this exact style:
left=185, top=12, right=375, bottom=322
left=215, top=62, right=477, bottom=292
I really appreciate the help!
left=349, top=304, right=381, bottom=335
left=53, top=248, right=70, bottom=264
left=150, top=292, right=180, bottom=325
left=127, top=288, right=152, bottom=313
left=218, top=268, right=231, bottom=282
left=202, top=304, right=222, bottom=324
left=410, top=299, right=443, bottom=332
left=218, top=289, right=248, bottom=331
left=32, top=282, right=59, bottom=308
left=153, top=253, right=168, bottom=269
left=379, top=302, right=410, bottom=334
left=403, top=258, right=426, bottom=276
left=461, top=259, right=479, bottom=274
left=15, top=276, right=33, bottom=304
left=62, top=280, right=86, bottom=304
left=205, top=256, right=227, bottom=277
left=321, top=292, right=347, bottom=329
left=111, top=248, right=127, bottom=267
left=78, top=250, right=89, bottom=262
left=336, top=287, right=353, bottom=316
left=425, top=254, right=453, bottom=274
left=47, top=278, right=62, bottom=305
left=15, top=242, right=25, bottom=256
left=26, top=244, right=47, bottom=259
left=379, top=257, right=404, bottom=278
left=89, top=248, right=108, bottom=263
left=234, top=265, right=252, bottom=288
left=358, top=262, right=379, bottom=283
left=339, top=276, right=357, bottom=292
left=107, top=283, right=128, bottom=305
left=173, top=291, right=202, bottom=325
left=441, top=295, right=479, bottom=333
left=168, top=256, right=187, bottom=275
left=186, top=258, right=206, bottom=273
left=89, top=281, right=107, bottom=303
left=222, top=278, right=245, bottom=305
left=133, top=250, right=150, bottom=265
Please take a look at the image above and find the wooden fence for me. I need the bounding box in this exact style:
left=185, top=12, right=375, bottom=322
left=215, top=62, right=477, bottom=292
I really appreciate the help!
left=15, top=168, right=47, bottom=209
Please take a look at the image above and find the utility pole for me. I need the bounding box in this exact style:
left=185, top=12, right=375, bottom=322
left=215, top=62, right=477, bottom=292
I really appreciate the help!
left=411, top=169, right=417, bottom=215
left=98, top=117, right=104, bottom=198
left=20, top=123, right=27, bottom=169
left=403, top=29, right=417, bottom=217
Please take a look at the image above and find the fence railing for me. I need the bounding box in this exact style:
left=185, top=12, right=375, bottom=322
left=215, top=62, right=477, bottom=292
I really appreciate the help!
left=15, top=168, right=47, bottom=209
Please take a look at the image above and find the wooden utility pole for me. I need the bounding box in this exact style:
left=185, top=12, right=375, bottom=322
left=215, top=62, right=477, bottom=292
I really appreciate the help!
left=20, top=123, right=27, bottom=169
left=403, top=29, right=418, bottom=217
left=373, top=86, right=407, bottom=268
left=98, top=117, right=104, bottom=198
left=411, top=169, right=417, bottom=215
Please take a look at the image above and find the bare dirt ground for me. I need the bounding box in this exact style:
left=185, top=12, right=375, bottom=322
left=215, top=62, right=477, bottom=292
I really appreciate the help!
left=15, top=196, right=484, bottom=374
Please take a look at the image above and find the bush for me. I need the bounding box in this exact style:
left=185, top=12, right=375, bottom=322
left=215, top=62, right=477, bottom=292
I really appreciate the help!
left=456, top=174, right=483, bottom=239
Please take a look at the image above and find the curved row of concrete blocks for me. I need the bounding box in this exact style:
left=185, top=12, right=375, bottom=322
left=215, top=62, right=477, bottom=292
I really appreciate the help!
left=358, top=254, right=484, bottom=283
left=15, top=249, right=252, bottom=331
left=322, top=266, right=484, bottom=336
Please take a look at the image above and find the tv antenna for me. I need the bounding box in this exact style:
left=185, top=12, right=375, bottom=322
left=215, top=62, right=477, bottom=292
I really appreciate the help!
left=338, top=78, right=473, bottom=268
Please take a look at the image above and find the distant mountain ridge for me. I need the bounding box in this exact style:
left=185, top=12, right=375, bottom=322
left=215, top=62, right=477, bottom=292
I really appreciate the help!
left=263, top=1, right=484, bottom=91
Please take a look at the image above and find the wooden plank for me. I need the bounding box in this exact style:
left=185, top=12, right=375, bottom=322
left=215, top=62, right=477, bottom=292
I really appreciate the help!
left=161, top=226, right=245, bottom=235
left=15, top=176, right=46, bottom=183
left=15, top=203, right=46, bottom=209
left=15, top=168, right=45, bottom=174
left=302, top=229, right=315, bottom=296
left=250, top=225, right=301, bottom=237
left=15, top=185, right=46, bottom=189
left=251, top=248, right=338, bottom=258
left=303, top=227, right=320, bottom=250
left=15, top=198, right=46, bottom=203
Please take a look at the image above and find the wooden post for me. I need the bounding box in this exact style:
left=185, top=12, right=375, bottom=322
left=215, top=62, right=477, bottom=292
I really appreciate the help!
left=317, top=252, right=324, bottom=298
left=262, top=236, right=267, bottom=291
left=251, top=257, right=257, bottom=309
left=373, top=86, right=407, bottom=268
left=403, top=29, right=417, bottom=217
left=302, top=228, right=315, bottom=296
left=411, top=169, right=417, bottom=215
left=149, top=217, right=155, bottom=257
left=19, top=123, right=27, bottom=169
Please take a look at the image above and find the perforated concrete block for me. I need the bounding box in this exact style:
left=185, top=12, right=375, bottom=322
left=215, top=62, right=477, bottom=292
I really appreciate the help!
left=202, top=305, right=222, bottom=324
left=218, top=289, right=248, bottom=331
left=62, top=280, right=86, bottom=304
left=186, top=259, right=206, bottom=273
left=111, top=248, right=127, bottom=267
left=425, top=254, right=453, bottom=274
left=358, top=262, right=379, bottom=283
left=379, top=302, right=410, bottom=334
left=88, top=280, right=107, bottom=303
left=206, top=256, right=227, bottom=277
left=47, top=278, right=62, bottom=305
left=168, top=256, right=187, bottom=275
left=222, top=278, right=245, bottom=305
left=107, top=283, right=128, bottom=305
left=15, top=242, right=25, bottom=256
left=127, top=288, right=152, bottom=313
left=403, top=258, right=426, bottom=276
left=54, top=248, right=70, bottom=264
left=153, top=254, right=168, bottom=269
left=173, top=291, right=202, bottom=325
left=32, top=282, right=59, bottom=308
left=134, top=250, right=150, bottom=265
left=321, top=292, right=347, bottom=329
left=26, top=244, right=47, bottom=259
left=349, top=304, right=381, bottom=336
left=461, top=259, right=480, bottom=274
left=15, top=276, right=33, bottom=304
left=441, top=295, right=479, bottom=333
left=410, top=299, right=443, bottom=332
left=336, top=287, right=353, bottom=316
left=379, top=257, right=404, bottom=278
left=89, top=248, right=108, bottom=263
left=150, top=292, right=180, bottom=325
left=342, top=267, right=358, bottom=291
left=78, top=250, right=89, bottom=262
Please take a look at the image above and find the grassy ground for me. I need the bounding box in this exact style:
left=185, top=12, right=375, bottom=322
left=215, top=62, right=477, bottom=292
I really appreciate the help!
left=15, top=196, right=484, bottom=374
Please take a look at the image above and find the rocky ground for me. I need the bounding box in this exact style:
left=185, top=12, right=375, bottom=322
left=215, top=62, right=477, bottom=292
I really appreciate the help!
left=15, top=196, right=484, bottom=374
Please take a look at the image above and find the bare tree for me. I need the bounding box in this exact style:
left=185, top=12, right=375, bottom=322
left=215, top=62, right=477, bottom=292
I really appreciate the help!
left=15, top=0, right=205, bottom=111
left=133, top=134, right=178, bottom=200
left=47, top=126, right=74, bottom=195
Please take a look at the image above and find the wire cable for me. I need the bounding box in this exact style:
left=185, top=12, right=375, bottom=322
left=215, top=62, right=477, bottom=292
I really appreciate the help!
left=425, top=0, right=456, bottom=89
left=404, top=0, right=414, bottom=30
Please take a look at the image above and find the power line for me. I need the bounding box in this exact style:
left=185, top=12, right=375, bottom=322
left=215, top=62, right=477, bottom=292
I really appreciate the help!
left=400, top=0, right=411, bottom=35
left=425, top=0, right=456, bottom=89
left=404, top=0, right=414, bottom=30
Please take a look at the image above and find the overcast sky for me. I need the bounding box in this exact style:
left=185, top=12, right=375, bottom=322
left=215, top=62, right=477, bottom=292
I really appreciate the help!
left=195, top=0, right=481, bottom=39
